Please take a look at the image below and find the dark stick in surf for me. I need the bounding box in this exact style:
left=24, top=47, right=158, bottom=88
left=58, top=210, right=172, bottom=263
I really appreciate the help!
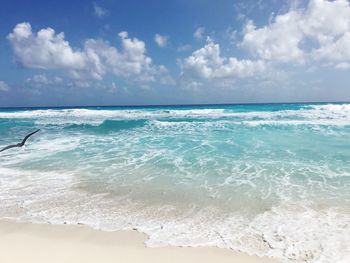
left=0, top=129, right=40, bottom=153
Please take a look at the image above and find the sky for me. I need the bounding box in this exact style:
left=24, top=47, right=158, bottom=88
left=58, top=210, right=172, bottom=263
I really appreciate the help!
left=1, top=0, right=350, bottom=107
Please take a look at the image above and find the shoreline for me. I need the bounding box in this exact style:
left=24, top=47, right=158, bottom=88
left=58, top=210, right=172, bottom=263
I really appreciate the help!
left=0, top=219, right=279, bottom=263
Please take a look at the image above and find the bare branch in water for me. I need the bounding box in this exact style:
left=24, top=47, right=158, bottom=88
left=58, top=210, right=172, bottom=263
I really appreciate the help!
left=0, top=129, right=40, bottom=153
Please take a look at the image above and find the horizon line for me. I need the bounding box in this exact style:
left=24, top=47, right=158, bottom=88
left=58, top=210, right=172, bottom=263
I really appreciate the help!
left=0, top=100, right=349, bottom=110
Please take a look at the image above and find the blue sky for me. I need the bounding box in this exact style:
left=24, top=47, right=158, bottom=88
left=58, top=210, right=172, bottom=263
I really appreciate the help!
left=1, top=0, right=350, bottom=107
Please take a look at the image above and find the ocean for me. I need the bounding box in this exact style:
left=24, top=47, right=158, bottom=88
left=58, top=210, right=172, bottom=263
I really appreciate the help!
left=0, top=103, right=349, bottom=262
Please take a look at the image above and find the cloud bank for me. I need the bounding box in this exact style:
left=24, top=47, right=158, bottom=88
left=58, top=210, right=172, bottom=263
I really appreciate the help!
left=182, top=38, right=265, bottom=79
left=7, top=22, right=169, bottom=84
left=5, top=0, right=350, bottom=96
left=180, top=0, right=350, bottom=90
left=241, top=0, right=350, bottom=67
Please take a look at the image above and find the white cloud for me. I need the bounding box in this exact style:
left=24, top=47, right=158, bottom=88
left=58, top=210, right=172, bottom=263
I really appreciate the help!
left=93, top=2, right=108, bottom=18
left=242, top=13, right=304, bottom=63
left=26, top=74, right=63, bottom=85
left=312, top=32, right=350, bottom=63
left=177, top=44, right=192, bottom=52
left=241, top=0, right=350, bottom=68
left=335, top=62, right=350, bottom=69
left=154, top=33, right=168, bottom=47
left=31, top=74, right=50, bottom=84
left=8, top=22, right=169, bottom=84
left=181, top=38, right=266, bottom=88
left=0, top=81, right=9, bottom=92
left=194, top=27, right=205, bottom=39
left=83, top=31, right=170, bottom=82
left=7, top=23, right=86, bottom=70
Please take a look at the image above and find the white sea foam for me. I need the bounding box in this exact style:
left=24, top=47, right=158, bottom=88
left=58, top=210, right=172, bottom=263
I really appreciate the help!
left=0, top=167, right=349, bottom=263
left=0, top=136, right=82, bottom=167
left=0, top=104, right=349, bottom=127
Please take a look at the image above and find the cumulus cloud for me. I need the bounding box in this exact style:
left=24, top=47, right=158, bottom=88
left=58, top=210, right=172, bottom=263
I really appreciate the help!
left=241, top=0, right=350, bottom=68
left=83, top=32, right=170, bottom=82
left=8, top=22, right=169, bottom=83
left=7, top=22, right=86, bottom=70
left=194, top=27, right=205, bottom=39
left=242, top=13, right=304, bottom=63
left=154, top=33, right=168, bottom=47
left=93, top=2, right=108, bottom=18
left=0, top=81, right=9, bottom=92
left=180, top=38, right=266, bottom=88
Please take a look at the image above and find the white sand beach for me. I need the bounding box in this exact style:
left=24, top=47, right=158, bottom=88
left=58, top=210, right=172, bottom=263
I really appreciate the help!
left=0, top=220, right=278, bottom=263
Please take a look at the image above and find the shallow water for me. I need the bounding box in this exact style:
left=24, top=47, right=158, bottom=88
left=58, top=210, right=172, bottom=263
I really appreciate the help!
left=0, top=103, right=349, bottom=262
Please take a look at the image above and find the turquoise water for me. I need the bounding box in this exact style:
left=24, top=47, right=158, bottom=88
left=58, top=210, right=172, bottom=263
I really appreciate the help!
left=0, top=103, right=349, bottom=262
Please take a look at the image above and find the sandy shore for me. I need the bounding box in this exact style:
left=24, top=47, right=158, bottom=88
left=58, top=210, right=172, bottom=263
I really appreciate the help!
left=0, top=220, right=278, bottom=263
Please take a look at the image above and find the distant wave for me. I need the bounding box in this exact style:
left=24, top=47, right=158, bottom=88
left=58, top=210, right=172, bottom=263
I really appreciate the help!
left=0, top=103, right=349, bottom=127
left=64, top=119, right=149, bottom=132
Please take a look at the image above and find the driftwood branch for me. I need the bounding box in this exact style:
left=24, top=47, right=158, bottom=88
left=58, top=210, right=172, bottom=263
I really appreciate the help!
left=0, top=129, right=40, bottom=153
